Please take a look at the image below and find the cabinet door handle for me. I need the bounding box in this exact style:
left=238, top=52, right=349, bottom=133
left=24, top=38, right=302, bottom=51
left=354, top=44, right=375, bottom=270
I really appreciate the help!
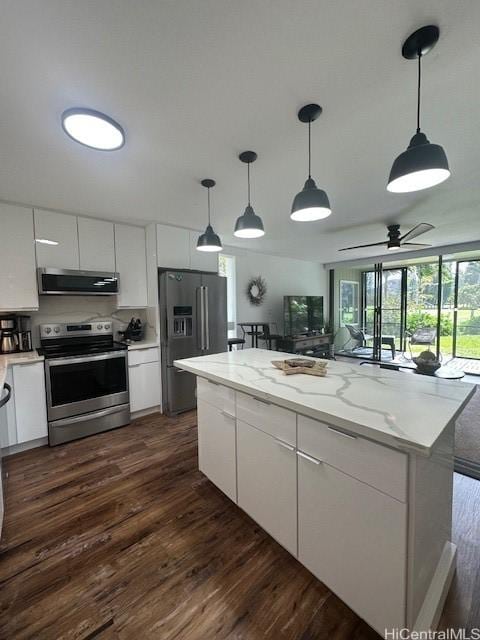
left=129, top=363, right=143, bottom=368
left=254, top=396, right=270, bottom=405
left=221, top=410, right=235, bottom=420
left=327, top=426, right=357, bottom=440
left=297, top=450, right=322, bottom=465
left=276, top=440, right=295, bottom=452
left=207, top=379, right=219, bottom=386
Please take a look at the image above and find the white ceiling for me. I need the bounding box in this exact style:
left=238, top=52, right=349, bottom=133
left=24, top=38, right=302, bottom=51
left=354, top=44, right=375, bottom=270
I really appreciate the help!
left=1, top=0, right=480, bottom=263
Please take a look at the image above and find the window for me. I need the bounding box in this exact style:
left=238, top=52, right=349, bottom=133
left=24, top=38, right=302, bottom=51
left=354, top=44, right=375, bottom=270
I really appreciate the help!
left=219, top=254, right=237, bottom=338
left=339, top=280, right=359, bottom=327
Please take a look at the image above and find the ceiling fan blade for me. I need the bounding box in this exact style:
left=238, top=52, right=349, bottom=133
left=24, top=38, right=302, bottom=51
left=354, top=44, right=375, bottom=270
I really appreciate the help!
left=338, top=241, right=388, bottom=251
left=401, top=242, right=432, bottom=247
left=399, top=223, right=434, bottom=243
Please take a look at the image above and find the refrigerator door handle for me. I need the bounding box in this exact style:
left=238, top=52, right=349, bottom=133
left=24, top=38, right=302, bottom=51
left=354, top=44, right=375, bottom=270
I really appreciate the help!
left=198, top=286, right=208, bottom=351
left=204, top=286, right=210, bottom=350
left=197, top=286, right=203, bottom=350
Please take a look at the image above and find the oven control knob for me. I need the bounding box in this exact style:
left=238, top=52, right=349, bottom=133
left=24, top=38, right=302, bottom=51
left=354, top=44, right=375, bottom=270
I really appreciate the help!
left=104, top=324, right=111, bottom=330
left=97, top=324, right=103, bottom=330
left=54, top=326, right=60, bottom=333
left=44, top=327, right=52, bottom=334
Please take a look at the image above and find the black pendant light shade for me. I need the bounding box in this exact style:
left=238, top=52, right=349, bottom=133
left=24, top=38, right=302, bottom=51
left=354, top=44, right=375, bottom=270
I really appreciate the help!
left=291, top=104, right=332, bottom=221
left=387, top=26, right=450, bottom=193
left=388, top=131, right=450, bottom=193
left=234, top=151, right=265, bottom=238
left=197, top=179, right=222, bottom=252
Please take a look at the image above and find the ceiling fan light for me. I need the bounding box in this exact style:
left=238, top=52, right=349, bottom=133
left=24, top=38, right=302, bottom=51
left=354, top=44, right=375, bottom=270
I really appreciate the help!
left=387, top=132, right=450, bottom=193
left=387, top=244, right=401, bottom=251
left=291, top=178, right=331, bottom=221
left=234, top=205, right=265, bottom=238
left=197, top=224, right=222, bottom=252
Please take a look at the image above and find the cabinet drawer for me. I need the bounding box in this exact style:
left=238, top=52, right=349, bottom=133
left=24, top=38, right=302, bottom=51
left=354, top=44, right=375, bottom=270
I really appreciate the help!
left=128, top=361, right=161, bottom=413
left=197, top=399, right=237, bottom=502
left=236, top=391, right=296, bottom=446
left=197, top=377, right=235, bottom=415
left=298, top=457, right=406, bottom=633
left=237, top=419, right=297, bottom=556
left=297, top=415, right=407, bottom=502
left=128, top=347, right=160, bottom=366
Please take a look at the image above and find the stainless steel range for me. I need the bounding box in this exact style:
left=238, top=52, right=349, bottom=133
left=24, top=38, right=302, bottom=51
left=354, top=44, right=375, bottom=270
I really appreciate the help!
left=39, top=322, right=130, bottom=446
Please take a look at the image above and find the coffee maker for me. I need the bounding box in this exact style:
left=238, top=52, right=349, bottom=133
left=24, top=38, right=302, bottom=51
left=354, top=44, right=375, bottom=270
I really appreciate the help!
left=0, top=317, right=19, bottom=353
left=16, top=316, right=33, bottom=352
left=0, top=315, right=33, bottom=353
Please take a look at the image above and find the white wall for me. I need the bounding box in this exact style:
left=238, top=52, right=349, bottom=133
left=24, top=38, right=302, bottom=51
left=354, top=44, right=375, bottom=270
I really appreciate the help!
left=224, top=246, right=328, bottom=338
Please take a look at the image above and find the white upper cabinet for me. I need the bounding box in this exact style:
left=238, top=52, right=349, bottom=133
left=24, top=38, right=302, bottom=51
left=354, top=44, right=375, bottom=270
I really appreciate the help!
left=34, top=209, right=79, bottom=269
left=78, top=217, right=115, bottom=271
left=156, top=224, right=218, bottom=272
left=115, top=224, right=148, bottom=308
left=0, top=203, right=38, bottom=311
left=156, top=224, right=190, bottom=269
left=189, top=231, right=218, bottom=272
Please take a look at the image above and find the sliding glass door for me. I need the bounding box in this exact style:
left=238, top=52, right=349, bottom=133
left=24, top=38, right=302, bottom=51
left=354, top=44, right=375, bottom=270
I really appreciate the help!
left=454, top=260, right=480, bottom=359
left=380, top=268, right=404, bottom=359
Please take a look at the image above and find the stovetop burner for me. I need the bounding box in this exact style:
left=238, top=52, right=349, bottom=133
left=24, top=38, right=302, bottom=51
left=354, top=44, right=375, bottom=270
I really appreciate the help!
left=39, top=322, right=127, bottom=359
left=39, top=341, right=127, bottom=359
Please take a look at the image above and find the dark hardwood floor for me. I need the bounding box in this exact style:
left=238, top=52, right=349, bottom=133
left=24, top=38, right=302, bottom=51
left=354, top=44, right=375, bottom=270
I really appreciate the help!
left=0, top=411, right=478, bottom=639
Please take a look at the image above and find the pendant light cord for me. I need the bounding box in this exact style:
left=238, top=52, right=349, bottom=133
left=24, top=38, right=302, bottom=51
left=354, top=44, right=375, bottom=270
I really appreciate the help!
left=247, top=162, right=251, bottom=205
left=308, top=120, right=312, bottom=178
left=207, top=187, right=211, bottom=225
left=416, top=52, right=422, bottom=133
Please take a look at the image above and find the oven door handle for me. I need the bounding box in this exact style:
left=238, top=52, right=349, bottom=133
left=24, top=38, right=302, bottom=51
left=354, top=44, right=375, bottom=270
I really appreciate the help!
left=47, top=351, right=127, bottom=367
left=52, top=403, right=130, bottom=427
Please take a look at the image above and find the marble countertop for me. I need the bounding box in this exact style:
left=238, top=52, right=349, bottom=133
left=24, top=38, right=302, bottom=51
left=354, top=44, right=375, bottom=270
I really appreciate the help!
left=0, top=350, right=44, bottom=390
left=174, top=349, right=476, bottom=455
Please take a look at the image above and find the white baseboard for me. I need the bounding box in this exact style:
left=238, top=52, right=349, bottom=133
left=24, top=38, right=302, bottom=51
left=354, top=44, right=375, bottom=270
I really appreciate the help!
left=131, top=406, right=162, bottom=420
left=3, top=437, right=48, bottom=457
left=413, top=541, right=457, bottom=632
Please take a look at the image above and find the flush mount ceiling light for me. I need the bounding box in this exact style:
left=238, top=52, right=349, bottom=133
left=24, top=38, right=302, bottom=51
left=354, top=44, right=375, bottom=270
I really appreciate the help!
left=387, top=25, right=450, bottom=193
left=291, top=104, right=331, bottom=222
left=197, top=179, right=223, bottom=252
left=61, top=108, right=125, bottom=150
left=234, top=151, right=265, bottom=238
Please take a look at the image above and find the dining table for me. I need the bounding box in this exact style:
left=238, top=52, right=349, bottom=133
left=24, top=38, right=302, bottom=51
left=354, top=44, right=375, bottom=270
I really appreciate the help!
left=237, top=322, right=267, bottom=348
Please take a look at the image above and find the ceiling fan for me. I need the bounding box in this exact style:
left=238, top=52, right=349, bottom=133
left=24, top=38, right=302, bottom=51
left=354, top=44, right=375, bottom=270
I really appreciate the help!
left=339, top=223, right=435, bottom=252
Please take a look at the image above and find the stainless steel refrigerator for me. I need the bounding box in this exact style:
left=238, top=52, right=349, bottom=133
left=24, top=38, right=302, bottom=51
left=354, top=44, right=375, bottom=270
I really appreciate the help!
left=159, top=270, right=227, bottom=415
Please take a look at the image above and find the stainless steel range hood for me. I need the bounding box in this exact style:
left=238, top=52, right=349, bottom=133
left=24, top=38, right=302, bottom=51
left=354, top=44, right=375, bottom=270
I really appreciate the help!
left=37, top=268, right=120, bottom=295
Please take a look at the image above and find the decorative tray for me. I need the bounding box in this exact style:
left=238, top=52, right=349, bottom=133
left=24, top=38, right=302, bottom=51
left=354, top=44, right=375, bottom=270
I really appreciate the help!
left=271, top=358, right=328, bottom=376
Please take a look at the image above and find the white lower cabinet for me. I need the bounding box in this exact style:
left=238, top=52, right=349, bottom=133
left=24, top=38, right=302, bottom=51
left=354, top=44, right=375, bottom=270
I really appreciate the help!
left=128, top=360, right=161, bottom=413
left=1, top=363, right=48, bottom=447
left=13, top=362, right=48, bottom=444
left=237, top=419, right=297, bottom=556
left=197, top=399, right=237, bottom=502
left=297, top=454, right=407, bottom=633
left=194, top=383, right=412, bottom=633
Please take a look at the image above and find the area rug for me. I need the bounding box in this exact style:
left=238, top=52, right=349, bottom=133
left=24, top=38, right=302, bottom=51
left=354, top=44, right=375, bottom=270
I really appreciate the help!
left=455, top=385, right=480, bottom=474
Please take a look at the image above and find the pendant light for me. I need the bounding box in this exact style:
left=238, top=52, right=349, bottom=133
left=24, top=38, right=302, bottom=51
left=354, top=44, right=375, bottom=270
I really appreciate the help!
left=291, top=104, right=331, bottom=221
left=197, top=179, right=222, bottom=252
left=387, top=25, right=450, bottom=193
left=234, top=151, right=265, bottom=238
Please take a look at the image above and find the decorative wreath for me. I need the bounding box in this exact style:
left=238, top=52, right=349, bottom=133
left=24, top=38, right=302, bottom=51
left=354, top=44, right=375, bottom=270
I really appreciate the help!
left=246, top=275, right=267, bottom=306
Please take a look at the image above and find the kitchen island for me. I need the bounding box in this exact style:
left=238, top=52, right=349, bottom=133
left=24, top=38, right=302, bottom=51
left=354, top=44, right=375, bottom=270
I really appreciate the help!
left=174, top=349, right=475, bottom=637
